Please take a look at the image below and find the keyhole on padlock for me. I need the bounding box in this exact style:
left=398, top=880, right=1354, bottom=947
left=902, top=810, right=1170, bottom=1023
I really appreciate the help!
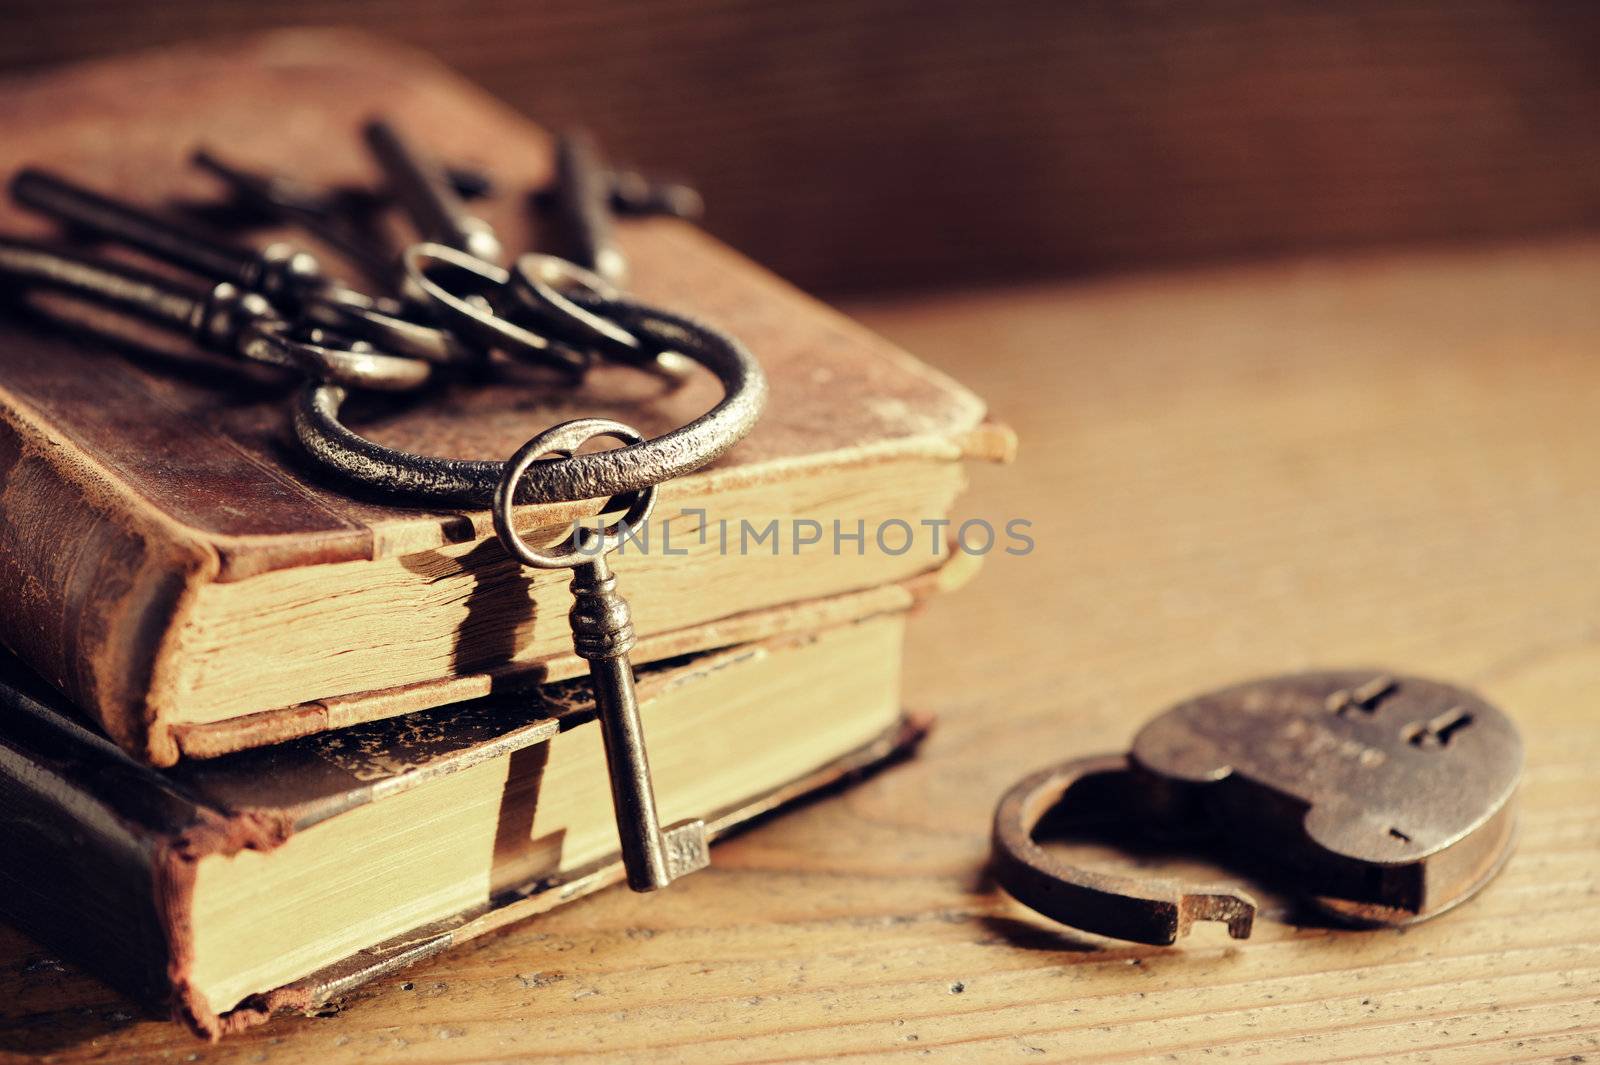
left=1326, top=675, right=1396, bottom=715
left=1402, top=706, right=1474, bottom=748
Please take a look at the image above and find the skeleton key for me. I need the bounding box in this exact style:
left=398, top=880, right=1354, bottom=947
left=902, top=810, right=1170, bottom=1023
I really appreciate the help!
left=492, top=418, right=709, bottom=891
left=607, top=167, right=704, bottom=223
left=0, top=237, right=430, bottom=391
left=364, top=117, right=592, bottom=374
left=10, top=168, right=471, bottom=366
left=511, top=133, right=691, bottom=378
left=12, top=166, right=322, bottom=302
left=190, top=147, right=495, bottom=291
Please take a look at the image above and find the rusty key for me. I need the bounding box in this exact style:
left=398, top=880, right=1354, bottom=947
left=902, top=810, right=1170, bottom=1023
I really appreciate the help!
left=492, top=418, right=709, bottom=891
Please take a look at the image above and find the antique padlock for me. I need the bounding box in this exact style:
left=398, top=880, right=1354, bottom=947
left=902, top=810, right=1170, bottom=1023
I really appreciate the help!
left=991, top=672, right=1522, bottom=944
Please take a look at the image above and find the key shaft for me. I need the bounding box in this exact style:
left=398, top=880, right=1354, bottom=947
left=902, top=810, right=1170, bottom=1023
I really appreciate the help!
left=364, top=118, right=504, bottom=266
left=11, top=168, right=321, bottom=301
left=569, top=551, right=708, bottom=891
left=551, top=130, right=628, bottom=287
left=0, top=238, right=430, bottom=392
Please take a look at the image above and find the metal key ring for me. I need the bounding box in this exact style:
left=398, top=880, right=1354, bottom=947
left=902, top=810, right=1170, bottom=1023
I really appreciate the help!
left=492, top=419, right=655, bottom=569
left=293, top=295, right=766, bottom=506
left=402, top=242, right=589, bottom=375
left=238, top=319, right=433, bottom=392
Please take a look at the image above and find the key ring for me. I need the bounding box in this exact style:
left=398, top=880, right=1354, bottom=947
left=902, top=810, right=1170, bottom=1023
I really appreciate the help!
left=294, top=294, right=767, bottom=505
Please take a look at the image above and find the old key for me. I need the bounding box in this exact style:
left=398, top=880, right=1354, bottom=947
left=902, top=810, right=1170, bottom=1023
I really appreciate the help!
left=992, top=671, right=1522, bottom=943
left=0, top=237, right=429, bottom=391
left=10, top=168, right=472, bottom=367
left=491, top=418, right=709, bottom=891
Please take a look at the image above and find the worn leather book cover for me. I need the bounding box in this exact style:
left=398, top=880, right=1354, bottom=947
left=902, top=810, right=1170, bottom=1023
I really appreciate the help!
left=0, top=32, right=1009, bottom=766
left=0, top=615, right=927, bottom=1039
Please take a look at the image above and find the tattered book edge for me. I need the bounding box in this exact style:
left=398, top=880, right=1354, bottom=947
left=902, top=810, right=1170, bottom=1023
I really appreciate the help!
left=181, top=711, right=932, bottom=1040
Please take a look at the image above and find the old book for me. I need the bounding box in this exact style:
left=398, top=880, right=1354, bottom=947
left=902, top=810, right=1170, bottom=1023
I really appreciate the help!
left=0, top=611, right=921, bottom=1038
left=0, top=35, right=1010, bottom=765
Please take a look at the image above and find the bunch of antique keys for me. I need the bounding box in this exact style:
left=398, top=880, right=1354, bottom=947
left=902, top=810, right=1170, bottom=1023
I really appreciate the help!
left=0, top=120, right=765, bottom=893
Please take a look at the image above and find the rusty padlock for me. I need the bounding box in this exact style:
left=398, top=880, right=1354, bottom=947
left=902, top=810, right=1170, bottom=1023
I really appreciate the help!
left=991, top=672, right=1522, bottom=944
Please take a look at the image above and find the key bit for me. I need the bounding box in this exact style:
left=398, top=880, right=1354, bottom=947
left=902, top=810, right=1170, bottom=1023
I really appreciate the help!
left=607, top=168, right=704, bottom=222
left=531, top=165, right=703, bottom=222
left=992, top=671, right=1522, bottom=943
left=493, top=418, right=709, bottom=893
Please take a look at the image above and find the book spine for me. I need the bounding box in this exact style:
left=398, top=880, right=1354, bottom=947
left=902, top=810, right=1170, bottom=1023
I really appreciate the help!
left=0, top=688, right=293, bottom=1038
left=0, top=736, right=175, bottom=1019
left=0, top=389, right=216, bottom=765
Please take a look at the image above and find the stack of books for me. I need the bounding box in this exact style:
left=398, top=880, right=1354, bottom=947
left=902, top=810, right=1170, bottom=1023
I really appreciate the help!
left=0, top=40, right=1010, bottom=1037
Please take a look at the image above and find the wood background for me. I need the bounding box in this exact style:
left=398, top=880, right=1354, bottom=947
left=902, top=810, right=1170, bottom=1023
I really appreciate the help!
left=4, top=2, right=1600, bottom=293
left=3, top=236, right=1600, bottom=1061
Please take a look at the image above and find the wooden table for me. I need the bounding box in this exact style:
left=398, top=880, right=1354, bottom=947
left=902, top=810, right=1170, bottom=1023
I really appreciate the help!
left=4, top=240, right=1599, bottom=1062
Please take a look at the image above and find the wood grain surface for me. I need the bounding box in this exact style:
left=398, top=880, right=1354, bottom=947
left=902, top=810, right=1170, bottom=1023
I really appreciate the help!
left=4, top=239, right=1600, bottom=1061
left=5, top=4, right=1600, bottom=294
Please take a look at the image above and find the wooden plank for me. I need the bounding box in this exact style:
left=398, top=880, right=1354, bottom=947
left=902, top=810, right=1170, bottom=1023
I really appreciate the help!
left=4, top=239, right=1600, bottom=1060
